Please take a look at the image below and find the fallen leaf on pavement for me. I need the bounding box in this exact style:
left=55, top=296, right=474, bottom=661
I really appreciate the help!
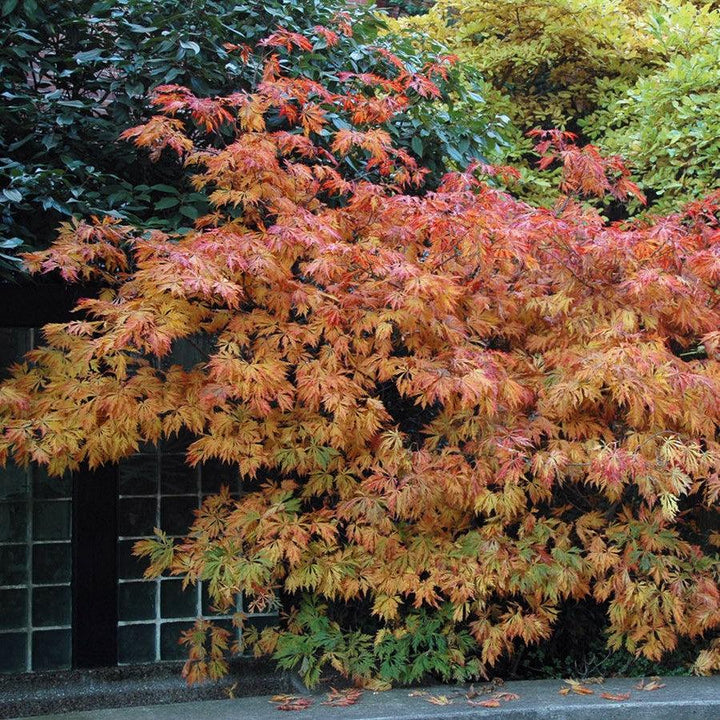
left=468, top=690, right=519, bottom=708
left=601, top=692, right=631, bottom=701
left=426, top=694, right=453, bottom=705
left=562, top=680, right=595, bottom=695
left=635, top=678, right=666, bottom=691
left=322, top=688, right=363, bottom=707
left=273, top=697, right=314, bottom=712
left=468, top=699, right=501, bottom=708
left=559, top=687, right=571, bottom=696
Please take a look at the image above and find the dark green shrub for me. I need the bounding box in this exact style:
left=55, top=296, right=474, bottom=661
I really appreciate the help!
left=0, top=0, right=509, bottom=275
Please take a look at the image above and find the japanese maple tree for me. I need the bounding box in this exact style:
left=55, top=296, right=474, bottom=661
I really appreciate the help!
left=1, top=26, right=719, bottom=686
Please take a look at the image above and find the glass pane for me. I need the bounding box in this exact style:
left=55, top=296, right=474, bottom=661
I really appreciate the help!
left=0, top=589, right=28, bottom=630
left=118, top=624, right=156, bottom=664
left=0, top=545, right=27, bottom=586
left=117, top=539, right=149, bottom=580
left=160, top=580, right=197, bottom=619
left=200, top=459, right=240, bottom=495
left=32, top=543, right=71, bottom=585
left=0, top=502, right=28, bottom=543
left=32, top=586, right=71, bottom=627
left=213, top=619, right=235, bottom=635
left=118, top=582, right=156, bottom=621
left=0, top=463, right=30, bottom=501
left=246, top=615, right=279, bottom=633
left=135, top=441, right=160, bottom=455
left=160, top=430, right=193, bottom=455
left=32, top=629, right=71, bottom=671
left=119, top=456, right=158, bottom=496
left=160, top=496, right=197, bottom=536
left=160, top=456, right=197, bottom=495
left=118, top=497, right=157, bottom=537
left=160, top=621, right=193, bottom=661
left=33, top=500, right=71, bottom=541
left=33, top=467, right=72, bottom=499
left=0, top=632, right=27, bottom=673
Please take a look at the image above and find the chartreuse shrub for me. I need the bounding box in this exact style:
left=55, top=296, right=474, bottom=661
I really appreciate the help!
left=386, top=0, right=655, bottom=206
left=389, top=0, right=656, bottom=129
left=1, top=34, right=720, bottom=688
left=392, top=0, right=720, bottom=128
left=394, top=0, right=720, bottom=212
left=0, top=0, right=507, bottom=276
left=584, top=39, right=720, bottom=211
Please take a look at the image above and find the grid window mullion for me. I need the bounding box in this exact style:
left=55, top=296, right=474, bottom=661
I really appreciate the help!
left=118, top=446, right=248, bottom=665
left=0, top=355, right=73, bottom=674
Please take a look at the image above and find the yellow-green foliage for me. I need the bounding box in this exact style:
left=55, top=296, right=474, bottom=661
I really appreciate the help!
left=393, top=0, right=720, bottom=211
left=391, top=0, right=656, bottom=128
left=585, top=40, right=720, bottom=211
left=392, top=0, right=718, bottom=130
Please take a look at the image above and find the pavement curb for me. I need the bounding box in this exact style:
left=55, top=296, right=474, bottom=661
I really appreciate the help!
left=0, top=661, right=292, bottom=720
left=10, top=676, right=720, bottom=720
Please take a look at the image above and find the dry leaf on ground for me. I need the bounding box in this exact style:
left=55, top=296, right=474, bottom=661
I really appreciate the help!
left=562, top=679, right=595, bottom=695
left=635, top=678, right=666, bottom=691
left=322, top=688, right=363, bottom=707
left=468, top=690, right=519, bottom=708
left=426, top=694, right=453, bottom=705
left=601, top=692, right=631, bottom=701
left=469, top=698, right=501, bottom=708
left=269, top=695, right=314, bottom=712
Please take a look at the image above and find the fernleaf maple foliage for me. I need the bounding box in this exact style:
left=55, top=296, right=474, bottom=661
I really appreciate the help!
left=2, top=27, right=720, bottom=686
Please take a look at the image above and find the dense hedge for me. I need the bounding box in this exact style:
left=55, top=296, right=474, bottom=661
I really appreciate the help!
left=585, top=38, right=720, bottom=211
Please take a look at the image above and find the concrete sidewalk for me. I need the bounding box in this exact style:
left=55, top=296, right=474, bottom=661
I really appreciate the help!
left=13, top=676, right=720, bottom=720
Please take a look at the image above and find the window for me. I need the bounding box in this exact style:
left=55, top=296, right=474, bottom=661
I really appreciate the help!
left=117, top=445, right=249, bottom=664
left=0, top=321, right=277, bottom=674
left=0, top=329, right=73, bottom=673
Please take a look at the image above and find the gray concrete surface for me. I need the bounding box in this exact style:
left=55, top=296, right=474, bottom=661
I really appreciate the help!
left=0, top=660, right=292, bottom=719
left=10, top=676, right=720, bottom=720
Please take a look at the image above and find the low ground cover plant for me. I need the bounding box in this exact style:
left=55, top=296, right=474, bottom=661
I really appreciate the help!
left=0, top=28, right=719, bottom=687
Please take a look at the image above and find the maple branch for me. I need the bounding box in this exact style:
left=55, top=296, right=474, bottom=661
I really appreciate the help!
left=184, top=335, right=213, bottom=363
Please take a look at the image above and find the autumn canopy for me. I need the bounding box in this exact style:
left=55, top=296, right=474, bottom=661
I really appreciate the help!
left=1, top=23, right=719, bottom=685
